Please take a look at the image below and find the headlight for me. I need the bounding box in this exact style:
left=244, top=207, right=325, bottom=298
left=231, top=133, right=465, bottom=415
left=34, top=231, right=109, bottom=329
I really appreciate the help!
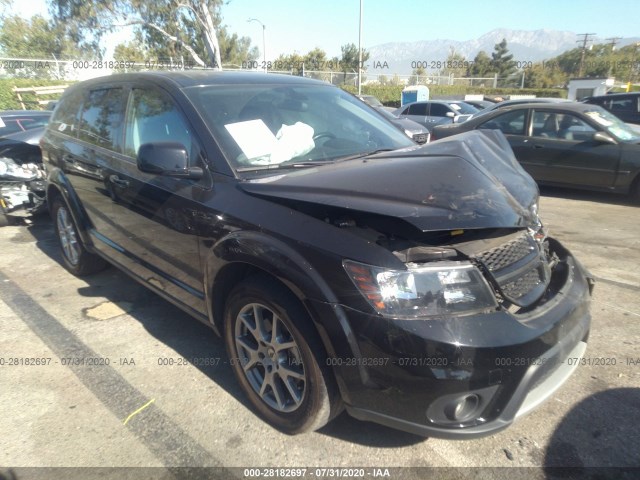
left=403, top=129, right=414, bottom=138
left=344, top=260, right=498, bottom=318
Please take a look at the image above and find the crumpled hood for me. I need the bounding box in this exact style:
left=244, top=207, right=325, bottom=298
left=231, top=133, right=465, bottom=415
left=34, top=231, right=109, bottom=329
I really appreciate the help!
left=240, top=130, right=539, bottom=232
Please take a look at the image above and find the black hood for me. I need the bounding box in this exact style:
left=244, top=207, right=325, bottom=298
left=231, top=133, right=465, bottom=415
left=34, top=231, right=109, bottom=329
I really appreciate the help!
left=240, top=130, right=539, bottom=232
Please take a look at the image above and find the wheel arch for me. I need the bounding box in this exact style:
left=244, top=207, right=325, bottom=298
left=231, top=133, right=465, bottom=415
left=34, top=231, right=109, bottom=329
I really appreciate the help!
left=46, top=168, right=95, bottom=247
left=204, top=231, right=364, bottom=391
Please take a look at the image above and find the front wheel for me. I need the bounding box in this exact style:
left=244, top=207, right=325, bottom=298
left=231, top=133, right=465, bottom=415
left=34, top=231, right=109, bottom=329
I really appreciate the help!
left=224, top=275, right=341, bottom=434
left=52, top=199, right=108, bottom=276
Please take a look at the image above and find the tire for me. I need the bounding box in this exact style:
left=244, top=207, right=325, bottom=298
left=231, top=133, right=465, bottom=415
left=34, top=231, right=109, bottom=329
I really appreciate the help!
left=224, top=275, right=341, bottom=434
left=52, top=199, right=108, bottom=276
left=631, top=179, right=640, bottom=205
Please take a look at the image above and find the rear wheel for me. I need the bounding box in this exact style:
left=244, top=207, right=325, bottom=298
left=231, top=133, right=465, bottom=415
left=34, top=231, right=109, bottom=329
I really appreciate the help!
left=52, top=199, right=107, bottom=276
left=224, top=275, right=341, bottom=434
left=631, top=178, right=640, bottom=204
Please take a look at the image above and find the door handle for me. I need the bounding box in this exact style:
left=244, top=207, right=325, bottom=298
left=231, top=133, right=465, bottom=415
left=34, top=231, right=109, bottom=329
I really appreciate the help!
left=109, top=175, right=130, bottom=188
left=533, top=144, right=545, bottom=149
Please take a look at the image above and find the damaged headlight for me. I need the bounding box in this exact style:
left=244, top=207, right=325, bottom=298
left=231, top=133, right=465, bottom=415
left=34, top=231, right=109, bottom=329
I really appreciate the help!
left=344, top=260, right=498, bottom=318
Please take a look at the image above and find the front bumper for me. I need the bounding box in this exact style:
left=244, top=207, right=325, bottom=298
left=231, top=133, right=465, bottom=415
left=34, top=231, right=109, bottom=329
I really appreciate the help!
left=312, top=242, right=593, bottom=438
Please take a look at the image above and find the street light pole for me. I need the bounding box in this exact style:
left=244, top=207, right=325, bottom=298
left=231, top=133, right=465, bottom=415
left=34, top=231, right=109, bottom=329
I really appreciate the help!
left=248, top=18, right=267, bottom=72
left=357, top=0, right=363, bottom=95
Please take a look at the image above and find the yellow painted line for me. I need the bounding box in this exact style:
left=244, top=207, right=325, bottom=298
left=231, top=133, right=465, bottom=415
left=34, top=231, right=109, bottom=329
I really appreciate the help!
left=123, top=398, right=155, bottom=425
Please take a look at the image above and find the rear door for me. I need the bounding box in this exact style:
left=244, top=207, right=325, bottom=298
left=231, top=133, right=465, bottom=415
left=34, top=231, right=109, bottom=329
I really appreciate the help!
left=427, top=103, right=454, bottom=125
left=402, top=103, right=429, bottom=126
left=95, top=85, right=208, bottom=316
left=518, top=109, right=620, bottom=188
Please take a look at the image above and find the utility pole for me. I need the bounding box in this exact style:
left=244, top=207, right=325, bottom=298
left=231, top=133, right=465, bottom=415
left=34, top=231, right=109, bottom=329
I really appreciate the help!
left=605, top=37, right=622, bottom=76
left=577, top=33, right=596, bottom=77
left=605, top=37, right=622, bottom=51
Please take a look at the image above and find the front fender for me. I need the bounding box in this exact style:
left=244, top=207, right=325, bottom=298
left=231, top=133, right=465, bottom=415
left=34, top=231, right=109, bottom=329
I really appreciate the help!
left=204, top=230, right=368, bottom=398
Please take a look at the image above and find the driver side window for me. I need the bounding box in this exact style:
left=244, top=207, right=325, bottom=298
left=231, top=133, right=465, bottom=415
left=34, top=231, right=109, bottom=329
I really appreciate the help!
left=125, top=88, right=195, bottom=163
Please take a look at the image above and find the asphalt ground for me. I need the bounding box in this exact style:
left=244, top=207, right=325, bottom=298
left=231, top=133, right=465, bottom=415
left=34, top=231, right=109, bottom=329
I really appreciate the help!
left=0, top=187, right=639, bottom=480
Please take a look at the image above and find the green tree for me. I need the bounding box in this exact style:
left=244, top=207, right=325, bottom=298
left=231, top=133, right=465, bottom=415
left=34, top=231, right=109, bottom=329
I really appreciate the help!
left=113, top=39, right=147, bottom=63
left=491, top=38, right=517, bottom=79
left=49, top=0, right=258, bottom=69
left=439, top=47, right=467, bottom=78
left=468, top=50, right=492, bottom=77
left=339, top=43, right=370, bottom=83
left=0, top=14, right=83, bottom=77
left=408, top=66, right=426, bottom=85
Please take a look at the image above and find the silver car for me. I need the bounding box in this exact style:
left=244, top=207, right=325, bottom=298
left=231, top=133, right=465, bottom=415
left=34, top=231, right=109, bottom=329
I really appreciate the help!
left=394, top=100, right=478, bottom=128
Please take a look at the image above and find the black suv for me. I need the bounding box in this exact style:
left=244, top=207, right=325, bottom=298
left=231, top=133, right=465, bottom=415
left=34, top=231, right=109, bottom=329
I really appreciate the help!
left=583, top=92, right=640, bottom=125
left=41, top=72, right=593, bottom=438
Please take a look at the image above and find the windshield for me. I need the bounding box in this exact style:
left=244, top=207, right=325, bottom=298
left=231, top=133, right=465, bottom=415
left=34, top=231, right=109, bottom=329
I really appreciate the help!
left=583, top=107, right=640, bottom=142
left=360, top=95, right=383, bottom=108
left=185, top=84, right=413, bottom=173
left=448, top=102, right=479, bottom=115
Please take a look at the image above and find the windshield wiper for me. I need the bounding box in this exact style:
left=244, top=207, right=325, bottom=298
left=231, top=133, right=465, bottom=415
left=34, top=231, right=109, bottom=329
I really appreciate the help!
left=236, top=161, right=330, bottom=172
left=333, top=148, right=395, bottom=162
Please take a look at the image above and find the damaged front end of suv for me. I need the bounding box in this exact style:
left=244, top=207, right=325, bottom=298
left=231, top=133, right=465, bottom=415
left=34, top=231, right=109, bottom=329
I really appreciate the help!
left=238, top=129, right=594, bottom=438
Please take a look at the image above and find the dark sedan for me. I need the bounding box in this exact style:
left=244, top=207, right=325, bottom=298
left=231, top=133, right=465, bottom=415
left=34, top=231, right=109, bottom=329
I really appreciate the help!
left=432, top=103, right=640, bottom=201
left=0, top=110, right=51, bottom=136
left=376, top=108, right=430, bottom=143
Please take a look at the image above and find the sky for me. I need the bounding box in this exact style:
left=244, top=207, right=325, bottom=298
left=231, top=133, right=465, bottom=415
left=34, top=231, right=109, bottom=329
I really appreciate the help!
left=8, top=0, right=640, bottom=60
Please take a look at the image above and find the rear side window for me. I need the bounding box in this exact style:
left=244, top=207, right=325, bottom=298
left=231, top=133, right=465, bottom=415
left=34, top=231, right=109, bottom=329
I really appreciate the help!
left=78, top=88, right=125, bottom=151
left=480, top=110, right=526, bottom=135
left=124, top=88, right=193, bottom=160
left=407, top=103, right=427, bottom=115
left=50, top=89, right=84, bottom=135
left=608, top=97, right=634, bottom=112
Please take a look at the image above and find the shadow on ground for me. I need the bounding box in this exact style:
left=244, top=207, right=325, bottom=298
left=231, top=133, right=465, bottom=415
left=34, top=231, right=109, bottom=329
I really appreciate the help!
left=20, top=215, right=426, bottom=447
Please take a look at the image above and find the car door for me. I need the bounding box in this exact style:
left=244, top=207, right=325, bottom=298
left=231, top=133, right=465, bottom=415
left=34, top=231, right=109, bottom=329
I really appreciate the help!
left=401, top=103, right=429, bottom=127
left=517, top=110, right=620, bottom=188
left=427, top=103, right=454, bottom=126
left=58, top=86, right=129, bottom=241
left=476, top=108, right=538, bottom=175
left=96, top=85, right=208, bottom=316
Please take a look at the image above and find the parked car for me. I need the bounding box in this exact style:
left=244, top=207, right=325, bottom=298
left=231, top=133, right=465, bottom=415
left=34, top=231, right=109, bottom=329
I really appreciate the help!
left=0, top=110, right=51, bottom=136
left=472, top=98, right=572, bottom=118
left=432, top=102, right=640, bottom=201
left=356, top=94, right=395, bottom=112
left=582, top=92, right=640, bottom=125
left=393, top=100, right=479, bottom=127
left=41, top=72, right=593, bottom=438
left=0, top=127, right=47, bottom=225
left=375, top=107, right=430, bottom=143
left=463, top=99, right=495, bottom=110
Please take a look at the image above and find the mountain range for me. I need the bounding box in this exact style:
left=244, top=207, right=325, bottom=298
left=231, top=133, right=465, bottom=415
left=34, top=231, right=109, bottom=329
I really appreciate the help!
left=364, top=29, right=640, bottom=76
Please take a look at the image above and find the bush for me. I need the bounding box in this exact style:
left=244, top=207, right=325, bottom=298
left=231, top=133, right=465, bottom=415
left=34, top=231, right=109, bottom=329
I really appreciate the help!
left=342, top=84, right=566, bottom=108
left=0, top=78, right=73, bottom=110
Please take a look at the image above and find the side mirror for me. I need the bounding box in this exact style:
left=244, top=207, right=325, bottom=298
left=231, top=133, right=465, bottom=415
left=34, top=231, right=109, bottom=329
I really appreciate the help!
left=137, top=142, right=203, bottom=180
left=592, top=132, right=617, bottom=145
left=446, top=112, right=456, bottom=118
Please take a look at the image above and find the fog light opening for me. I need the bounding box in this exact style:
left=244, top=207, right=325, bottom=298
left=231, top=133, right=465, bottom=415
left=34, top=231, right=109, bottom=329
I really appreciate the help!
left=444, top=394, right=480, bottom=422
